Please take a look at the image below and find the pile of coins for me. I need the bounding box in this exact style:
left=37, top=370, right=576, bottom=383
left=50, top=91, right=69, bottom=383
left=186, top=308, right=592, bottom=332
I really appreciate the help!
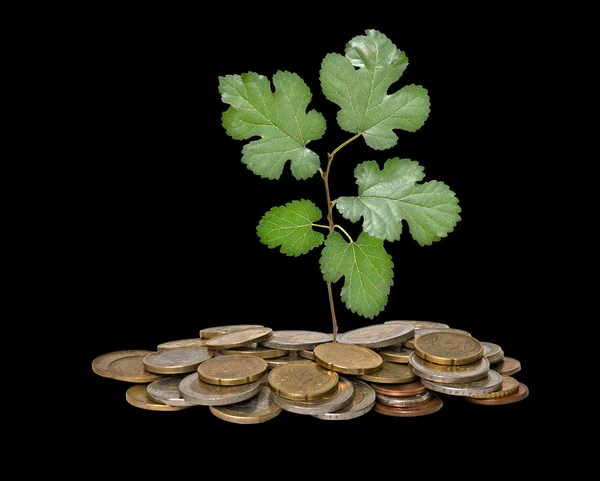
left=92, top=321, right=528, bottom=423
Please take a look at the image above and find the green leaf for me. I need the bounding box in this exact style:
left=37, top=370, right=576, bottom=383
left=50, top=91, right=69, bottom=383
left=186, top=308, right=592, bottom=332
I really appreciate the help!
left=320, top=29, right=430, bottom=150
left=257, top=200, right=325, bottom=256
left=335, top=158, right=461, bottom=245
left=219, top=71, right=326, bottom=180
left=320, top=231, right=393, bottom=319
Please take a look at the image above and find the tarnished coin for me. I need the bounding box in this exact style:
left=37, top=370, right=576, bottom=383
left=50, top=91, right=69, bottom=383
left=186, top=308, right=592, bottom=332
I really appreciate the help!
left=482, top=342, right=504, bottom=364
left=403, top=328, right=472, bottom=349
left=179, top=372, right=261, bottom=406
left=376, top=391, right=432, bottom=408
left=313, top=379, right=376, bottom=421
left=199, top=324, right=264, bottom=339
left=142, top=347, right=214, bottom=374
left=92, top=350, right=154, bottom=378
left=298, top=349, right=314, bottom=360
left=491, top=357, right=521, bottom=376
left=147, top=375, right=198, bottom=407
left=313, top=342, right=383, bottom=375
left=126, top=384, right=186, bottom=411
left=157, top=338, right=208, bottom=350
left=409, top=352, right=490, bottom=383
left=414, top=331, right=483, bottom=366
left=266, top=351, right=301, bottom=369
left=357, top=361, right=417, bottom=384
left=218, top=345, right=287, bottom=359
left=370, top=380, right=427, bottom=398
left=259, top=330, right=333, bottom=350
left=271, top=376, right=354, bottom=415
left=107, top=355, right=163, bottom=383
left=205, top=327, right=273, bottom=350
left=268, top=361, right=339, bottom=401
left=377, top=344, right=413, bottom=363
left=197, top=355, right=268, bottom=386
left=384, top=320, right=450, bottom=330
left=468, top=375, right=520, bottom=399
left=374, top=392, right=443, bottom=417
left=464, top=382, right=529, bottom=405
left=337, top=324, right=414, bottom=349
left=209, top=386, right=282, bottom=424
left=420, top=370, right=504, bottom=396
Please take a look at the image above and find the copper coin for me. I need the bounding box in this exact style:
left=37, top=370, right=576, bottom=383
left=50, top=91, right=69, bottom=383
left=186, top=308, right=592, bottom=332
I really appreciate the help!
left=491, top=356, right=521, bottom=376
left=374, top=392, right=443, bottom=417
left=463, top=382, right=529, bottom=405
left=370, top=381, right=427, bottom=397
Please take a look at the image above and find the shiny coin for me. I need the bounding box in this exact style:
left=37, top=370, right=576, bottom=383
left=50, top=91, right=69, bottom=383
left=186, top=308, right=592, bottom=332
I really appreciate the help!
left=376, top=391, right=432, bottom=408
left=491, top=357, right=521, bottom=375
left=147, top=375, right=198, bottom=407
left=205, top=327, right=273, bottom=350
left=197, top=355, right=268, bottom=386
left=313, top=379, right=376, bottom=421
left=414, top=331, right=483, bottom=366
left=374, top=392, right=443, bottom=417
left=384, top=320, right=450, bottom=330
left=420, top=370, right=503, bottom=397
left=218, top=345, right=287, bottom=359
left=266, top=351, right=301, bottom=369
left=259, top=330, right=333, bottom=350
left=157, top=338, right=208, bottom=350
left=482, top=342, right=504, bottom=364
left=125, top=384, right=186, bottom=411
left=199, top=324, right=264, bottom=339
left=377, top=344, right=413, bottom=363
left=464, top=382, right=529, bottom=405
left=179, top=372, right=261, bottom=406
left=357, top=361, right=417, bottom=384
left=209, top=386, right=282, bottom=424
left=337, top=323, right=414, bottom=349
left=92, top=350, right=154, bottom=378
left=268, top=361, right=339, bottom=401
left=403, top=328, right=471, bottom=349
left=468, top=375, right=520, bottom=399
left=298, top=349, right=314, bottom=360
left=313, top=342, right=383, bottom=375
left=107, top=355, right=163, bottom=383
left=409, top=352, right=490, bottom=384
left=271, top=376, right=354, bottom=415
left=370, top=380, right=427, bottom=398
left=142, top=347, right=214, bottom=374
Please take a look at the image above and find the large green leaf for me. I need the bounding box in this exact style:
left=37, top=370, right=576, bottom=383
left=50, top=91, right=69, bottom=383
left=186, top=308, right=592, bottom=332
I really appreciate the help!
left=320, top=231, right=393, bottom=319
left=219, top=71, right=326, bottom=180
left=257, top=200, right=325, bottom=256
left=320, top=29, right=430, bottom=150
left=335, top=158, right=461, bottom=245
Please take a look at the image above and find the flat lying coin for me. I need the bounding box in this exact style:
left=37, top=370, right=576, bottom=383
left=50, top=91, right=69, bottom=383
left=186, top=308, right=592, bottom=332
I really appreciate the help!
left=209, top=386, right=281, bottom=424
left=268, top=361, right=339, bottom=401
left=414, top=331, right=483, bottom=366
left=125, top=384, right=186, bottom=411
left=107, top=355, right=163, bottom=383
left=313, top=342, right=383, bottom=375
left=157, top=338, right=208, bottom=350
left=377, top=344, right=413, bottom=363
left=147, top=375, right=198, bottom=407
left=376, top=391, right=432, bottom=408
left=92, top=350, right=154, bottom=378
left=259, top=330, right=333, bottom=350
left=491, top=357, right=521, bottom=375
left=313, top=379, right=376, bottom=421
left=179, top=372, right=261, bottom=406
left=370, top=380, right=427, bottom=398
left=384, top=320, right=450, bottom=330
left=271, top=376, right=354, bottom=415
left=468, top=375, right=520, bottom=399
left=219, top=345, right=286, bottom=359
left=143, top=347, right=214, bottom=374
left=357, top=361, right=417, bottom=384
left=205, top=327, right=273, bottom=350
left=197, top=355, right=268, bottom=386
left=403, top=328, right=471, bottom=349
left=374, top=392, right=443, bottom=417
left=199, top=324, right=264, bottom=339
left=337, top=324, right=414, bottom=349
left=420, top=370, right=503, bottom=396
left=482, top=342, right=504, bottom=364
left=464, top=382, right=529, bottom=405
left=266, top=352, right=301, bottom=369
left=409, top=352, right=489, bottom=384
left=298, top=349, right=314, bottom=360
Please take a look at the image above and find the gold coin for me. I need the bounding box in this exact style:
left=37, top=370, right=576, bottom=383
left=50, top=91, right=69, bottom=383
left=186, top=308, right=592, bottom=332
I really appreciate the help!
left=313, top=342, right=383, bottom=375
left=197, top=355, right=268, bottom=386
left=377, top=344, right=413, bottom=363
left=464, top=382, right=529, bottom=405
left=125, top=384, right=186, bottom=411
left=384, top=320, right=450, bottom=330
left=218, top=345, right=287, bottom=359
left=266, top=352, right=301, bottom=369
left=92, top=350, right=154, bottom=378
left=209, top=386, right=282, bottom=424
left=142, top=347, right=214, bottom=374
left=374, top=392, right=444, bottom=417
left=199, top=324, right=264, bottom=339
left=403, top=328, right=470, bottom=349
left=157, top=338, right=208, bottom=350
left=491, top=357, right=521, bottom=376
left=414, top=332, right=483, bottom=366
left=205, top=327, right=273, bottom=349
left=468, top=375, right=520, bottom=399
left=107, top=355, right=163, bottom=383
left=357, top=361, right=417, bottom=384
left=298, top=349, right=314, bottom=360
left=268, top=360, right=339, bottom=401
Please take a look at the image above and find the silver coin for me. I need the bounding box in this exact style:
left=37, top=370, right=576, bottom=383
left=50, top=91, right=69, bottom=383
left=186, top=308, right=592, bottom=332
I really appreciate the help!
left=157, top=338, right=208, bottom=350
left=481, top=342, right=505, bottom=364
left=377, top=344, right=413, bottom=363
left=266, top=351, right=300, bottom=369
left=142, top=347, right=214, bottom=374
left=259, top=330, right=333, bottom=350
left=337, top=324, right=414, bottom=349
left=409, top=352, right=490, bottom=383
left=209, top=386, right=282, bottom=424
left=179, top=372, right=261, bottom=406
left=384, top=320, right=450, bottom=330
left=147, top=375, right=197, bottom=407
left=199, top=324, right=264, bottom=339
left=376, top=390, right=432, bottom=407
left=403, top=328, right=471, bottom=349
left=420, top=370, right=504, bottom=396
left=271, top=376, right=354, bottom=415
left=313, top=380, right=376, bottom=421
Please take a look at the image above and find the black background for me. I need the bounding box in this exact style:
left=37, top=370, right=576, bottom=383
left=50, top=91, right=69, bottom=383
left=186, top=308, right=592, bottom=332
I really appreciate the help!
left=75, top=8, right=551, bottom=461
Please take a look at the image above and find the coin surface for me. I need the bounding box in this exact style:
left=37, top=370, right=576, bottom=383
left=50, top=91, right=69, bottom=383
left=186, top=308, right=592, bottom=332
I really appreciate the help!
left=376, top=391, right=432, bottom=408
left=491, top=357, right=521, bottom=375
left=370, top=380, right=427, bottom=398
left=197, top=355, right=268, bottom=386
left=464, top=382, right=529, bottom=405
left=409, top=352, right=490, bottom=384
left=337, top=323, right=414, bottom=349
left=142, top=347, right=214, bottom=374
left=107, top=355, right=163, bottom=383
left=357, top=361, right=417, bottom=384
left=259, top=330, right=333, bottom=350
left=384, top=320, right=450, bottom=330
left=298, top=349, right=314, bottom=360
left=92, top=350, right=154, bottom=378
left=403, top=328, right=471, bottom=349
left=420, top=370, right=503, bottom=396
left=374, top=392, right=443, bottom=417
left=482, top=342, right=504, bottom=364
left=377, top=344, right=413, bottom=363
left=205, top=327, right=273, bottom=349
left=125, top=384, right=186, bottom=411
left=209, top=386, right=282, bottom=424
left=313, top=379, right=376, bottom=421
left=271, top=376, right=354, bottom=415
left=313, top=342, right=383, bottom=375
left=179, top=372, right=261, bottom=406
left=199, top=324, right=264, bottom=339
left=157, top=338, right=208, bottom=350
left=218, top=345, right=287, bottom=359
left=147, top=375, right=198, bottom=407
left=268, top=361, right=339, bottom=401
left=414, top=331, right=483, bottom=365
left=266, top=352, right=301, bottom=369
left=468, top=375, right=520, bottom=399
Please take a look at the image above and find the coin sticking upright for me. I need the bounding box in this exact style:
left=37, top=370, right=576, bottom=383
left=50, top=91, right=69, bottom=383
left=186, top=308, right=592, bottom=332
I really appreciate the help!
left=92, top=350, right=154, bottom=378
left=414, top=331, right=483, bottom=365
left=199, top=324, right=264, bottom=339
left=142, top=347, right=214, bottom=374
left=313, top=379, right=376, bottom=421
left=268, top=361, right=339, bottom=401
left=337, top=323, right=414, bottom=349
left=197, top=355, right=268, bottom=386
left=107, top=355, right=163, bottom=383
left=179, top=372, right=261, bottom=406
left=491, top=357, right=521, bottom=375
left=125, top=384, right=186, bottom=411
left=313, top=342, right=383, bottom=375
left=205, top=327, right=273, bottom=350
left=209, top=386, right=282, bottom=424
left=259, top=330, right=333, bottom=350
left=357, top=361, right=417, bottom=384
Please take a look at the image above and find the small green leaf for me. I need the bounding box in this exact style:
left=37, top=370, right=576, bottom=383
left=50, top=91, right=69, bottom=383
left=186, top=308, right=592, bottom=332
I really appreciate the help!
left=320, top=231, right=394, bottom=319
left=257, top=200, right=325, bottom=256
left=219, top=71, right=326, bottom=180
left=335, top=158, right=461, bottom=245
left=320, top=29, right=430, bottom=150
